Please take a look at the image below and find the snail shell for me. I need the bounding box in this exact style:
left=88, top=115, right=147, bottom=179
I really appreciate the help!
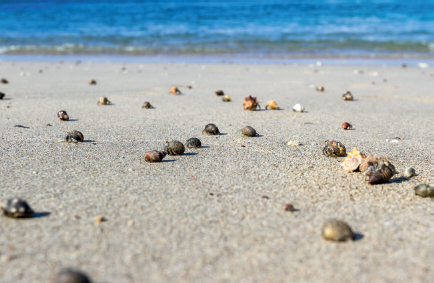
left=404, top=167, right=415, bottom=178
left=1, top=197, right=34, bottom=218
left=342, top=157, right=361, bottom=172
left=342, top=122, right=352, bottom=130
left=222, top=96, right=231, bottom=102
left=1, top=78, right=8, bottom=84
left=164, top=140, right=185, bottom=155
left=265, top=100, right=279, bottom=110
left=97, top=96, right=111, bottom=105
left=202, top=123, right=220, bottom=135
left=242, top=126, right=257, bottom=137
left=321, top=219, right=355, bottom=242
left=88, top=79, right=96, bottom=85
left=170, top=87, right=181, bottom=95
left=57, top=110, right=69, bottom=121
left=316, top=86, right=325, bottom=92
left=322, top=140, right=346, bottom=157
left=368, top=164, right=395, bottom=185
left=65, top=131, right=84, bottom=143
left=55, top=268, right=92, bottom=283
left=342, top=91, right=353, bottom=101
left=0, top=92, right=5, bottom=100
left=145, top=150, right=167, bottom=162
left=243, top=95, right=260, bottom=110
left=292, top=104, right=305, bottom=112
left=414, top=184, right=434, bottom=198
left=141, top=102, right=154, bottom=109
left=215, top=90, right=224, bottom=96
left=186, top=138, right=202, bottom=148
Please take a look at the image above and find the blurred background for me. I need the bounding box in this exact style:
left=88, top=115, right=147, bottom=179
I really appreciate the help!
left=0, top=0, right=433, bottom=58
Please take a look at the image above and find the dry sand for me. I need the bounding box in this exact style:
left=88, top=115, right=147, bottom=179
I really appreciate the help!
left=0, top=60, right=432, bottom=283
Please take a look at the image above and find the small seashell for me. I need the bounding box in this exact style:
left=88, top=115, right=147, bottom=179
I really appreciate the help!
left=322, top=140, right=346, bottom=157
left=359, top=155, right=379, bottom=174
left=342, top=91, right=353, bottom=101
left=1, top=197, right=34, bottom=218
left=215, top=90, right=224, bottom=96
left=164, top=140, right=185, bottom=156
left=65, top=131, right=84, bottom=143
left=141, top=102, right=154, bottom=109
left=322, top=219, right=355, bottom=242
left=404, top=167, right=415, bottom=178
left=55, top=268, right=92, bottom=283
left=202, top=123, right=220, bottom=135
left=0, top=92, right=5, bottom=100
left=283, top=203, right=295, bottom=212
left=57, top=110, right=69, bottom=121
left=287, top=140, right=300, bottom=146
left=265, top=100, right=279, bottom=110
left=145, top=150, right=167, bottom=162
left=316, top=86, right=325, bottom=92
left=186, top=138, right=202, bottom=148
left=222, top=95, right=231, bottom=102
left=342, top=122, right=352, bottom=130
left=170, top=87, right=181, bottom=95
left=414, top=184, right=433, bottom=198
left=243, top=95, right=260, bottom=110
left=368, top=160, right=395, bottom=185
left=97, top=96, right=111, bottom=105
left=342, top=157, right=361, bottom=172
left=0, top=78, right=8, bottom=84
left=292, top=104, right=305, bottom=112
left=95, top=215, right=106, bottom=223
left=242, top=126, right=257, bottom=137
left=88, top=79, right=96, bottom=85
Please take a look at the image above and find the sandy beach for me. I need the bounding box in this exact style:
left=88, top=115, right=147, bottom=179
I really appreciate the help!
left=0, top=60, right=432, bottom=282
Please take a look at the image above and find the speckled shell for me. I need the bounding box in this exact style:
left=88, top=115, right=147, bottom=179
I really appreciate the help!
left=215, top=90, right=224, bottom=96
left=321, top=219, right=355, bottom=242
left=57, top=110, right=69, bottom=121
left=55, top=268, right=92, bottom=283
left=342, top=91, right=353, bottom=101
left=1, top=197, right=34, bottom=218
left=186, top=138, right=202, bottom=148
left=414, top=184, right=434, bottom=198
left=369, top=164, right=395, bottom=185
left=66, top=131, right=84, bottom=143
left=97, top=97, right=110, bottom=105
left=242, top=126, right=257, bottom=137
left=202, top=124, right=220, bottom=135
left=145, top=150, right=167, bottom=162
left=141, top=102, right=153, bottom=109
left=164, top=140, right=185, bottom=155
left=243, top=95, right=259, bottom=110
left=404, top=167, right=415, bottom=178
left=0, top=92, right=5, bottom=100
left=323, top=140, right=346, bottom=157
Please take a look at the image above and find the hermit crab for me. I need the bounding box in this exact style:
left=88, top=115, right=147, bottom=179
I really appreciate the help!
left=322, top=140, right=346, bottom=157
left=243, top=95, right=260, bottom=111
left=404, top=167, right=415, bottom=178
left=88, top=79, right=96, bottom=85
left=316, top=86, right=325, bottom=92
left=0, top=92, right=5, bottom=100
left=342, top=91, right=354, bottom=101
left=1, top=78, right=8, bottom=84
left=414, top=184, right=433, bottom=198
left=342, top=122, right=352, bottom=130
left=164, top=140, right=185, bottom=155
left=145, top=150, right=167, bottom=162
left=141, top=102, right=154, bottom=109
left=241, top=126, right=257, bottom=137
left=202, top=123, right=220, bottom=135
left=292, top=104, right=305, bottom=112
left=1, top=197, right=34, bottom=218
left=170, top=87, right=181, bottom=95
left=97, top=97, right=111, bottom=105
left=322, top=219, right=355, bottom=242
left=265, top=100, right=279, bottom=110
left=215, top=90, right=224, bottom=96
left=55, top=268, right=92, bottom=283
left=57, top=110, right=69, bottom=121
left=186, top=138, right=202, bottom=148
left=65, top=131, right=84, bottom=143
left=222, top=96, right=231, bottom=102
left=368, top=159, right=395, bottom=185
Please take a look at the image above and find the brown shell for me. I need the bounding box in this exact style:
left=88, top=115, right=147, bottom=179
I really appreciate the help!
left=1, top=78, right=8, bottom=84
left=316, top=86, right=325, bottom=92
left=368, top=163, right=395, bottom=185
left=142, top=102, right=154, bottom=109
left=57, top=110, right=69, bottom=121
left=202, top=124, right=220, bottom=135
left=164, top=140, right=185, bottom=156
left=0, top=92, right=5, bottom=100
left=215, top=90, right=224, bottom=96
left=359, top=155, right=378, bottom=174
left=89, top=79, right=96, bottom=85
left=342, top=122, right=352, bottom=130
left=1, top=197, right=34, bottom=218
left=243, top=95, right=260, bottom=111
left=170, top=87, right=181, bottom=95
left=323, top=140, right=346, bottom=157
left=55, top=268, right=92, bottom=283
left=97, top=97, right=111, bottom=105
left=242, top=126, right=257, bottom=137
left=342, top=91, right=353, bottom=101
left=145, top=150, right=167, bottom=162
left=66, top=131, right=84, bottom=143
left=321, top=219, right=355, bottom=242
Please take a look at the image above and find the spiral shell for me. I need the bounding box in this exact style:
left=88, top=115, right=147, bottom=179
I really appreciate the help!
left=242, top=126, right=257, bottom=137
left=170, top=87, right=181, bottom=95
left=414, top=184, right=434, bottom=198
left=0, top=92, right=5, bottom=100
left=202, top=123, right=220, bottom=135
left=243, top=95, right=260, bottom=110
left=342, top=91, right=353, bottom=101
left=322, top=140, right=346, bottom=157
left=292, top=104, right=305, bottom=112
left=164, top=140, right=185, bottom=156
left=145, top=150, right=167, bottom=162
left=65, top=131, right=84, bottom=143
left=222, top=96, right=231, bottom=102
left=342, top=122, right=352, bottom=130
left=368, top=162, right=395, bottom=185
left=265, top=100, right=279, bottom=110
left=1, top=197, right=34, bottom=218
left=97, top=96, right=111, bottom=105
left=321, top=219, right=355, bottom=242
left=342, top=157, right=361, bottom=172
left=186, top=138, right=202, bottom=148
left=55, top=268, right=92, bottom=283
left=215, top=90, right=224, bottom=96
left=57, top=110, right=69, bottom=121
left=404, top=167, right=415, bottom=178
left=141, top=102, right=154, bottom=109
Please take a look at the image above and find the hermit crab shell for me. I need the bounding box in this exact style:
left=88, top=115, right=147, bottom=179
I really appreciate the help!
left=215, top=90, right=224, bottom=96
left=265, top=100, right=279, bottom=110
left=292, top=104, right=305, bottom=112
left=222, top=96, right=231, bottom=102
left=368, top=162, right=395, bottom=185
left=66, top=131, right=84, bottom=143
left=170, top=87, right=181, bottom=95
left=1, top=197, right=34, bottom=218
left=88, top=79, right=96, bottom=85
left=55, top=268, right=92, bottom=283
left=243, top=95, right=260, bottom=111
left=322, top=219, right=355, bottom=242
left=141, top=102, right=154, bottom=109
left=0, top=78, right=8, bottom=84
left=186, top=138, right=202, bottom=148
left=323, top=140, right=346, bottom=157
left=414, top=184, right=434, bottom=198
left=316, top=86, right=325, bottom=92
left=0, top=92, right=5, bottom=100
left=97, top=96, right=111, bottom=105
left=202, top=123, right=220, bottom=135
left=164, top=140, right=185, bottom=155
left=145, top=150, right=167, bottom=162
left=404, top=167, right=415, bottom=178
left=359, top=155, right=379, bottom=174
left=342, top=91, right=353, bottom=101
left=57, top=110, right=69, bottom=121
left=242, top=126, right=257, bottom=137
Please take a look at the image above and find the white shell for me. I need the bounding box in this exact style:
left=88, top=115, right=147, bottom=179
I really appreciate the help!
left=287, top=140, right=300, bottom=146
left=342, top=157, right=361, bottom=172
left=293, top=104, right=305, bottom=112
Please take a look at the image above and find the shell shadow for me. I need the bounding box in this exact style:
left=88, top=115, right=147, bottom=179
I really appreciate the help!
left=161, top=159, right=176, bottom=163
left=388, top=176, right=410, bottom=184
left=14, top=125, right=30, bottom=129
left=199, top=146, right=210, bottom=148
left=31, top=212, right=51, bottom=219
left=183, top=152, right=198, bottom=156
left=82, top=140, right=96, bottom=143
left=354, top=233, right=364, bottom=241
left=68, top=119, right=79, bottom=122
left=1, top=97, right=12, bottom=100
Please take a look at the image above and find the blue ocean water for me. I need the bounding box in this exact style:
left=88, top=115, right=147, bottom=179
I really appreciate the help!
left=0, top=0, right=433, bottom=58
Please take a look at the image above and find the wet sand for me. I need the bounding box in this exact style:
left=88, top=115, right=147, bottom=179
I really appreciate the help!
left=0, top=60, right=432, bottom=282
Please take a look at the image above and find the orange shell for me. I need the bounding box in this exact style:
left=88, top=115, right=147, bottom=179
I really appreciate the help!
left=243, top=95, right=258, bottom=110
left=170, top=87, right=181, bottom=95
left=267, top=100, right=278, bottom=109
